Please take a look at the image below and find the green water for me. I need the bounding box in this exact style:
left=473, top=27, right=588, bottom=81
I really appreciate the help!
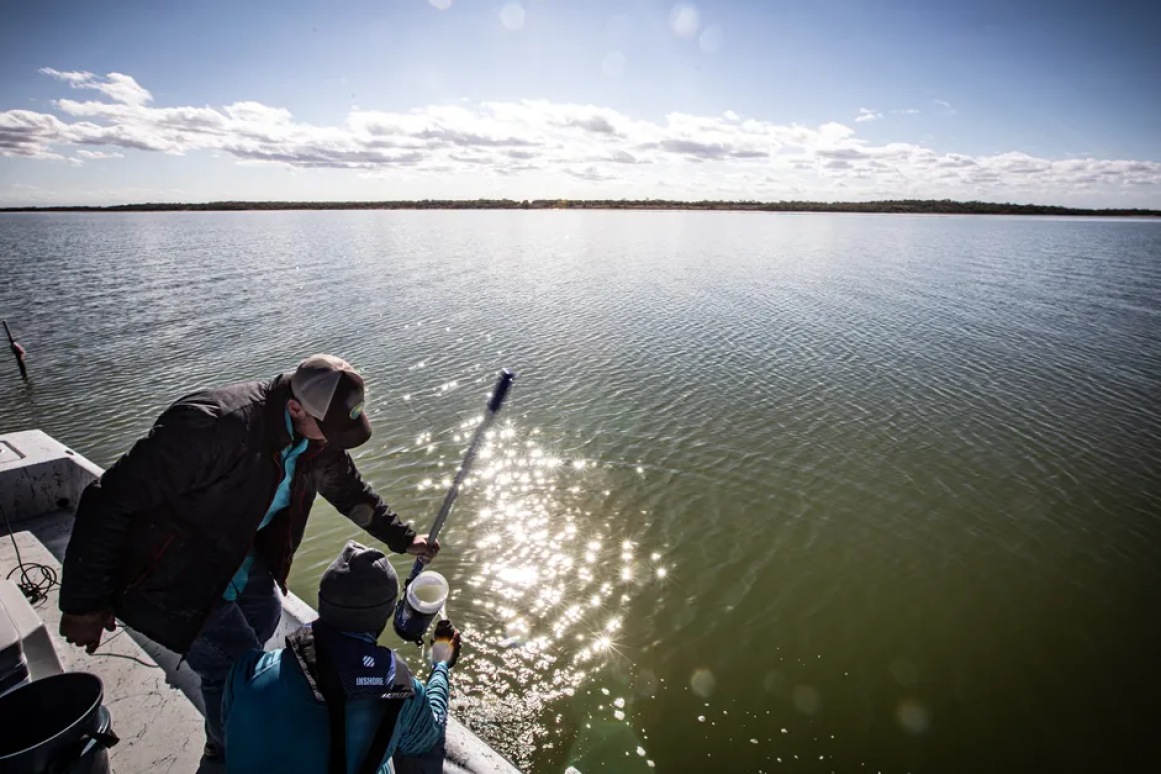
left=2, top=211, right=1159, bottom=773
left=412, top=582, right=447, bottom=606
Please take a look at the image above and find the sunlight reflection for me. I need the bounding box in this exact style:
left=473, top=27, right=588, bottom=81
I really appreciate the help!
left=346, top=374, right=670, bottom=770
left=497, top=566, right=539, bottom=586
left=432, top=417, right=670, bottom=765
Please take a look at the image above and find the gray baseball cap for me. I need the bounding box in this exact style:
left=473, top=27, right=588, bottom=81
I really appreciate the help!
left=290, top=354, right=372, bottom=449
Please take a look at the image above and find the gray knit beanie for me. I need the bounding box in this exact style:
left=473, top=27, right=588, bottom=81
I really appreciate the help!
left=317, top=541, right=399, bottom=633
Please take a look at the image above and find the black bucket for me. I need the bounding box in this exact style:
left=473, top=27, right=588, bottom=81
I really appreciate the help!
left=0, top=673, right=118, bottom=774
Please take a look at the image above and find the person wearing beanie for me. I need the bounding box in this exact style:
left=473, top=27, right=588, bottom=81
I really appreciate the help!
left=58, top=356, right=441, bottom=764
left=221, top=541, right=463, bottom=774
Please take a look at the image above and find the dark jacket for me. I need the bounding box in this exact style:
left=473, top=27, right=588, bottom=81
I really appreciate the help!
left=59, top=374, right=416, bottom=654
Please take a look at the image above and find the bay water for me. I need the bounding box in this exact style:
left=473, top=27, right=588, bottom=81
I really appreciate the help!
left=2, top=211, right=1159, bottom=773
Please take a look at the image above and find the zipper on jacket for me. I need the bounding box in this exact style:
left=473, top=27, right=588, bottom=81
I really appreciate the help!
left=195, top=451, right=282, bottom=635
left=280, top=450, right=321, bottom=587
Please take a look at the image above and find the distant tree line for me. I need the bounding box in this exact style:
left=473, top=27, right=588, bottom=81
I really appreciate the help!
left=2, top=198, right=1157, bottom=217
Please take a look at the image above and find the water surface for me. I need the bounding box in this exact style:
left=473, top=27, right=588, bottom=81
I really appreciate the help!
left=2, top=211, right=1159, bottom=773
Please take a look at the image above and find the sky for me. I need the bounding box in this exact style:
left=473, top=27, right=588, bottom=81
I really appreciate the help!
left=2, top=0, right=1160, bottom=207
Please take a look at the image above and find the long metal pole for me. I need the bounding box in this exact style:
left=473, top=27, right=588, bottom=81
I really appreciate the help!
left=405, top=368, right=515, bottom=586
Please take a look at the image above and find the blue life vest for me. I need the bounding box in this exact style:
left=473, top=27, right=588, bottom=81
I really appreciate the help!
left=285, top=622, right=414, bottom=774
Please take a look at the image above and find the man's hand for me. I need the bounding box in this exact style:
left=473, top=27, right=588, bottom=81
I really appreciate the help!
left=406, top=534, right=440, bottom=564
left=60, top=610, right=117, bottom=654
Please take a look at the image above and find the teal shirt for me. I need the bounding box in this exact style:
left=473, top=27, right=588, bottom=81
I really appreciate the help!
left=221, top=644, right=450, bottom=773
left=224, top=408, right=308, bottom=601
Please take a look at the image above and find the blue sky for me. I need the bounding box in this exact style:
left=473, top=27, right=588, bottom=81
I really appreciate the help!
left=2, top=0, right=1159, bottom=206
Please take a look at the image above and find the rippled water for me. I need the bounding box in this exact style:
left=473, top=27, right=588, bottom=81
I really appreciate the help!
left=2, top=211, right=1160, bottom=774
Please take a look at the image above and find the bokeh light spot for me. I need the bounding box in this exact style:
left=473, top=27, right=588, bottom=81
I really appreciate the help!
left=691, top=669, right=716, bottom=698
left=897, top=699, right=931, bottom=735
left=500, top=2, right=525, bottom=30
left=670, top=4, right=700, bottom=37
left=699, top=24, right=723, bottom=53
left=793, top=685, right=821, bottom=715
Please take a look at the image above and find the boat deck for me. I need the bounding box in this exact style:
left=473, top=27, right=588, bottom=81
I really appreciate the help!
left=2, top=511, right=207, bottom=774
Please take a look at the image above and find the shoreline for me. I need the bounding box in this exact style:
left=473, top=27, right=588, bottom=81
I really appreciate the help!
left=1, top=199, right=1158, bottom=217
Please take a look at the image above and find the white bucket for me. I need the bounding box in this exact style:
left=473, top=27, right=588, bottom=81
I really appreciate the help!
left=405, top=572, right=449, bottom=615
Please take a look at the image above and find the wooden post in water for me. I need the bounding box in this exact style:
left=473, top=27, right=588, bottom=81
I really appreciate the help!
left=2, top=320, right=28, bottom=380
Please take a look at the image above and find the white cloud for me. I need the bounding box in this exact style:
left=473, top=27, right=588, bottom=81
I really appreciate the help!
left=817, top=147, right=873, bottom=161
left=37, top=69, right=89, bottom=85
left=3, top=69, right=1160, bottom=205
left=603, top=149, right=644, bottom=164
left=75, top=150, right=124, bottom=160
left=892, top=108, right=921, bottom=115
left=565, top=165, right=617, bottom=182
left=225, top=102, right=293, bottom=124
left=934, top=99, right=952, bottom=109
left=855, top=108, right=882, bottom=123
left=39, top=68, right=152, bottom=106
left=0, top=110, right=70, bottom=159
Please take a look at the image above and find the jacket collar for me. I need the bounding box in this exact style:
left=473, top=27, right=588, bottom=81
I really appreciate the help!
left=285, top=623, right=414, bottom=704
left=264, top=374, right=295, bottom=455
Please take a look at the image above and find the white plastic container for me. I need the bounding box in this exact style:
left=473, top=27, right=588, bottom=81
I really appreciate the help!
left=406, top=571, right=449, bottom=614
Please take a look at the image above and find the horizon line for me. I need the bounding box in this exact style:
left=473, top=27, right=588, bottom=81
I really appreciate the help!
left=2, top=198, right=1159, bottom=217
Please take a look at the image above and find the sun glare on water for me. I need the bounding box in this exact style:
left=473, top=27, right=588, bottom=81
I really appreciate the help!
left=405, top=413, right=668, bottom=768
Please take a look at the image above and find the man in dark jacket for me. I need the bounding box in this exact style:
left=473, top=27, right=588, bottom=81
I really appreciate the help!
left=58, top=354, right=438, bottom=761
